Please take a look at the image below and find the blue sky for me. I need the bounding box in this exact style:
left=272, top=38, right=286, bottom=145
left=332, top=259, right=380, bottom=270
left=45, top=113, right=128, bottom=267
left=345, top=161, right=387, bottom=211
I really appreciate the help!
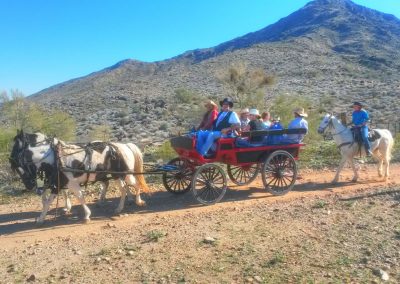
left=1, top=0, right=399, bottom=95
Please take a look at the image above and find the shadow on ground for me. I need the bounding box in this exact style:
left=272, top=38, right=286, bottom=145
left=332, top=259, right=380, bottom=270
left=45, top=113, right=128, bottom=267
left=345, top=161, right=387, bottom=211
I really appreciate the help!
left=0, top=178, right=389, bottom=236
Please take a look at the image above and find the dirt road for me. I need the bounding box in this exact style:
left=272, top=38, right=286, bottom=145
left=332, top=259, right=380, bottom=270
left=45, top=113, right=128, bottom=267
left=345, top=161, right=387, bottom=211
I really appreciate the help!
left=0, top=164, right=399, bottom=283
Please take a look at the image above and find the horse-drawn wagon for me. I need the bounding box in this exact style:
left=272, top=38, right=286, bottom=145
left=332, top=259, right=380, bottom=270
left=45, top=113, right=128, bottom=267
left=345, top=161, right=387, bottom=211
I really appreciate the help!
left=162, top=128, right=306, bottom=205
left=9, top=128, right=306, bottom=223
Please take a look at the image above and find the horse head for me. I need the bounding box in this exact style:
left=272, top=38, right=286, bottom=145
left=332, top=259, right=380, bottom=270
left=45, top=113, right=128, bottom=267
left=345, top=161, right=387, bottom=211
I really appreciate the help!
left=317, top=113, right=334, bottom=135
left=9, top=130, right=50, bottom=191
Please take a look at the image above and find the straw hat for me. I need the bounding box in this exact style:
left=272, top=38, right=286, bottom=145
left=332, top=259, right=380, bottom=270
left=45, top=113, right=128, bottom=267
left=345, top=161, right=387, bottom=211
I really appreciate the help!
left=293, top=107, right=308, bottom=117
left=240, top=108, right=249, bottom=114
left=204, top=100, right=217, bottom=108
left=249, top=109, right=260, bottom=116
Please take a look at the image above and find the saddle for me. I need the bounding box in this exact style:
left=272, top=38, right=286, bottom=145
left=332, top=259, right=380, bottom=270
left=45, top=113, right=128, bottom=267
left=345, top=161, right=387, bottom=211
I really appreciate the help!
left=351, top=127, right=381, bottom=144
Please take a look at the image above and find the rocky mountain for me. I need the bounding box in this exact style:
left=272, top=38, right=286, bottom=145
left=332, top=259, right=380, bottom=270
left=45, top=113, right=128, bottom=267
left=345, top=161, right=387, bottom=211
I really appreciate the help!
left=29, top=0, right=400, bottom=144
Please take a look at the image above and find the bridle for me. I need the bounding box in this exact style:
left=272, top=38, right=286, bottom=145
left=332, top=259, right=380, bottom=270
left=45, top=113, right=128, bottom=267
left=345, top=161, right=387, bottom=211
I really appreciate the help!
left=318, top=115, right=348, bottom=137
left=9, top=134, right=53, bottom=191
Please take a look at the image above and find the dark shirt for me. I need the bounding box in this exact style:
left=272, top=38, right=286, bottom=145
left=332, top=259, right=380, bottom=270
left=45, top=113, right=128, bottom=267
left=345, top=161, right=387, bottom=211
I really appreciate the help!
left=249, top=120, right=264, bottom=142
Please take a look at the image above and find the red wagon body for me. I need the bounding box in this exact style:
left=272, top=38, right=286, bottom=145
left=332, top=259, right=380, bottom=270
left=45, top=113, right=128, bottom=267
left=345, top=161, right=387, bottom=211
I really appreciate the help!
left=162, top=129, right=306, bottom=204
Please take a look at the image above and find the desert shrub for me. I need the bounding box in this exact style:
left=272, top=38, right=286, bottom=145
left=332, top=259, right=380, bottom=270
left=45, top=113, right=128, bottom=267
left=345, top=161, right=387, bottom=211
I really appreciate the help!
left=145, top=141, right=176, bottom=162
left=89, top=124, right=112, bottom=141
left=299, top=140, right=341, bottom=169
left=173, top=88, right=196, bottom=104
left=392, top=133, right=400, bottom=162
left=159, top=123, right=168, bottom=131
left=115, top=110, right=129, bottom=118
left=217, top=62, right=275, bottom=109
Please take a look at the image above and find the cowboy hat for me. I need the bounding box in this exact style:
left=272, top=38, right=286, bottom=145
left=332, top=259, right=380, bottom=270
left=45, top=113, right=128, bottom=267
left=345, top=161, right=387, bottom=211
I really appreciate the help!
left=293, top=107, right=308, bottom=117
left=249, top=109, right=260, bottom=116
left=219, top=98, right=234, bottom=108
left=240, top=108, right=249, bottom=114
left=351, top=101, right=363, bottom=108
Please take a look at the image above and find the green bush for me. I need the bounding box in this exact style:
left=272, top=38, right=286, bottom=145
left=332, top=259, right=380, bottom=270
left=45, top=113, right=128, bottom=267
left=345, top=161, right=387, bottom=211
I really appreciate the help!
left=392, top=133, right=400, bottom=162
left=173, top=88, right=195, bottom=104
left=145, top=141, right=176, bottom=162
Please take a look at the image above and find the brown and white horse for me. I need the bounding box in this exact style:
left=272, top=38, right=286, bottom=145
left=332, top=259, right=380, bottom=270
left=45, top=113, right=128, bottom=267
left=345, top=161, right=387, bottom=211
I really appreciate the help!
left=9, top=131, right=149, bottom=224
left=318, top=114, right=394, bottom=183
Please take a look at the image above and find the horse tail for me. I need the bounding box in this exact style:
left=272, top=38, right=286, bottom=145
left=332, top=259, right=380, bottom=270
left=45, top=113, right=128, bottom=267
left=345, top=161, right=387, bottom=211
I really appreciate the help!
left=126, top=143, right=150, bottom=193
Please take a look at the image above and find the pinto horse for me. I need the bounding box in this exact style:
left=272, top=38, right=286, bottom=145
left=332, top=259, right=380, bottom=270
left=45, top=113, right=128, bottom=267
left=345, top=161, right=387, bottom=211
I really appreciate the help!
left=317, top=114, right=394, bottom=183
left=9, top=130, right=149, bottom=224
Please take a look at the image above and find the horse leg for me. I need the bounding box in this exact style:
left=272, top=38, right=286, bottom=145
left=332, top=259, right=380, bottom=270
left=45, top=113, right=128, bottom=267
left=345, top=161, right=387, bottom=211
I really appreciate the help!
left=126, top=185, right=135, bottom=205
left=332, top=156, right=347, bottom=184
left=62, top=189, right=72, bottom=213
left=114, top=179, right=126, bottom=214
left=69, top=182, right=91, bottom=222
left=349, top=159, right=359, bottom=182
left=97, top=181, right=109, bottom=205
left=37, top=193, right=57, bottom=225
left=125, top=175, right=145, bottom=207
left=383, top=156, right=390, bottom=182
left=373, top=150, right=384, bottom=178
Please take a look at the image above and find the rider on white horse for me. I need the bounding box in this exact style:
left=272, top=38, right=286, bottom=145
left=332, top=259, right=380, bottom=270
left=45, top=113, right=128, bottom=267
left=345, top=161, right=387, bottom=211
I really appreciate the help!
left=351, top=102, right=372, bottom=157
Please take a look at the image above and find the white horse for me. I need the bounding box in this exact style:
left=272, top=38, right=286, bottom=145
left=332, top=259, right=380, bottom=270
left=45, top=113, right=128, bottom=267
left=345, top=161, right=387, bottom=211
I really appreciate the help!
left=317, top=114, right=394, bottom=183
left=9, top=131, right=149, bottom=224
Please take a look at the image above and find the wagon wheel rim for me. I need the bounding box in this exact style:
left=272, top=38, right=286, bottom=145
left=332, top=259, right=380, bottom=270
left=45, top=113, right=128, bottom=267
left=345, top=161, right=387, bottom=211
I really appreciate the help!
left=227, top=164, right=259, bottom=186
left=192, top=164, right=227, bottom=205
left=162, top=158, right=193, bottom=194
left=262, top=151, right=297, bottom=195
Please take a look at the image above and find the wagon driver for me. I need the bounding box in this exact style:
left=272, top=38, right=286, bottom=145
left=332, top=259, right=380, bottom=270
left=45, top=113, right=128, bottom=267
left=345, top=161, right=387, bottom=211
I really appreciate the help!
left=196, top=98, right=240, bottom=157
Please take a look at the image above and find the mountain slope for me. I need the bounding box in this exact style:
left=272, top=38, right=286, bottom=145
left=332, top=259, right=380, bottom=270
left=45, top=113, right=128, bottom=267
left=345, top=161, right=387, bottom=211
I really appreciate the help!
left=28, top=0, right=400, bottom=143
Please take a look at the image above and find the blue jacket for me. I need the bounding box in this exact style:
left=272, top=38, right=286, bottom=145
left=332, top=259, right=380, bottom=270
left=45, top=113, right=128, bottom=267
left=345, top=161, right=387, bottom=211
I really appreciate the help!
left=352, top=110, right=369, bottom=127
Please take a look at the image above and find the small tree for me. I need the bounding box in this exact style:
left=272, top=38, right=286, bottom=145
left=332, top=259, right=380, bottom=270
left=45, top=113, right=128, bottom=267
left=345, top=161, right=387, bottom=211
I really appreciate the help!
left=217, top=62, right=275, bottom=108
left=1, top=89, right=30, bottom=128
left=89, top=124, right=112, bottom=141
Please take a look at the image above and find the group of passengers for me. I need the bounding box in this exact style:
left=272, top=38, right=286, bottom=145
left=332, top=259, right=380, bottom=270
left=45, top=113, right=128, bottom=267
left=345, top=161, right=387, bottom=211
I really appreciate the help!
left=194, top=98, right=308, bottom=157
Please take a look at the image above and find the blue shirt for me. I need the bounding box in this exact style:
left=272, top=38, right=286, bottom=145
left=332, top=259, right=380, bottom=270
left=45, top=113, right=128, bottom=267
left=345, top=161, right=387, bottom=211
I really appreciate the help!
left=287, top=117, right=308, bottom=142
left=352, top=110, right=369, bottom=126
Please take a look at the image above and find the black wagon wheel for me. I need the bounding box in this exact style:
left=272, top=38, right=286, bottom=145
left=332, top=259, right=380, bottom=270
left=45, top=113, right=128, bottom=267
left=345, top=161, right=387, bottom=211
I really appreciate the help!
left=162, top=157, right=194, bottom=194
left=192, top=164, right=227, bottom=205
left=261, top=150, right=297, bottom=196
left=227, top=164, right=259, bottom=186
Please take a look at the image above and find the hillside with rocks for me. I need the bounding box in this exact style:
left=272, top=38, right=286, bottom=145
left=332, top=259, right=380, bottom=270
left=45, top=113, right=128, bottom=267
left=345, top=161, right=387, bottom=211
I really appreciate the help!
left=29, top=0, right=400, bottom=143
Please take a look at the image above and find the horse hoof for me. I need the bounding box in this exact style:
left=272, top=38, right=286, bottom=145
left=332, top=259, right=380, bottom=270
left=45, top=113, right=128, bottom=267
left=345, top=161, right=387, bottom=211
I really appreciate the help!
left=331, top=180, right=338, bottom=185
left=351, top=178, right=358, bottom=183
left=114, top=209, right=122, bottom=214
left=83, top=218, right=91, bottom=224
left=35, top=219, right=45, bottom=226
left=136, top=201, right=146, bottom=207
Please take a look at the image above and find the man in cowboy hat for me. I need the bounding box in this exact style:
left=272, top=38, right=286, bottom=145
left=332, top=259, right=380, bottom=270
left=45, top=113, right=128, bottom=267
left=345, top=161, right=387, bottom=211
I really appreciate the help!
left=351, top=101, right=372, bottom=156
left=287, top=107, right=309, bottom=143
left=196, top=98, right=240, bottom=157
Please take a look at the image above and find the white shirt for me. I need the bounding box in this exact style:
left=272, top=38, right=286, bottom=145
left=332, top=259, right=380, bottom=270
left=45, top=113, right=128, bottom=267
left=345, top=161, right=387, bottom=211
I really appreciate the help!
left=216, top=111, right=240, bottom=127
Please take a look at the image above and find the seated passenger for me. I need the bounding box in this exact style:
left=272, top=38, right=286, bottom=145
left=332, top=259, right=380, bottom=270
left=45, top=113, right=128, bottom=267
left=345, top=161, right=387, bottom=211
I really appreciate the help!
left=287, top=107, right=308, bottom=143
left=196, top=100, right=218, bottom=131
left=239, top=108, right=250, bottom=131
left=247, top=109, right=264, bottom=143
left=261, top=111, right=272, bottom=129
left=196, top=98, right=240, bottom=157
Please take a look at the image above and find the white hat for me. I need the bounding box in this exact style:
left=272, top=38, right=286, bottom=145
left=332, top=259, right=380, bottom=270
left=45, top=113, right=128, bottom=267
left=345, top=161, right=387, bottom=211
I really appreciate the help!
left=249, top=109, right=260, bottom=116
left=240, top=108, right=249, bottom=114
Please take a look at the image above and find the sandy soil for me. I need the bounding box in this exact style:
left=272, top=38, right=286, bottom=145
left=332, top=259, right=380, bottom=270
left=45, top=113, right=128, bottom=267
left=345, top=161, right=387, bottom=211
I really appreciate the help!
left=0, top=164, right=399, bottom=283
